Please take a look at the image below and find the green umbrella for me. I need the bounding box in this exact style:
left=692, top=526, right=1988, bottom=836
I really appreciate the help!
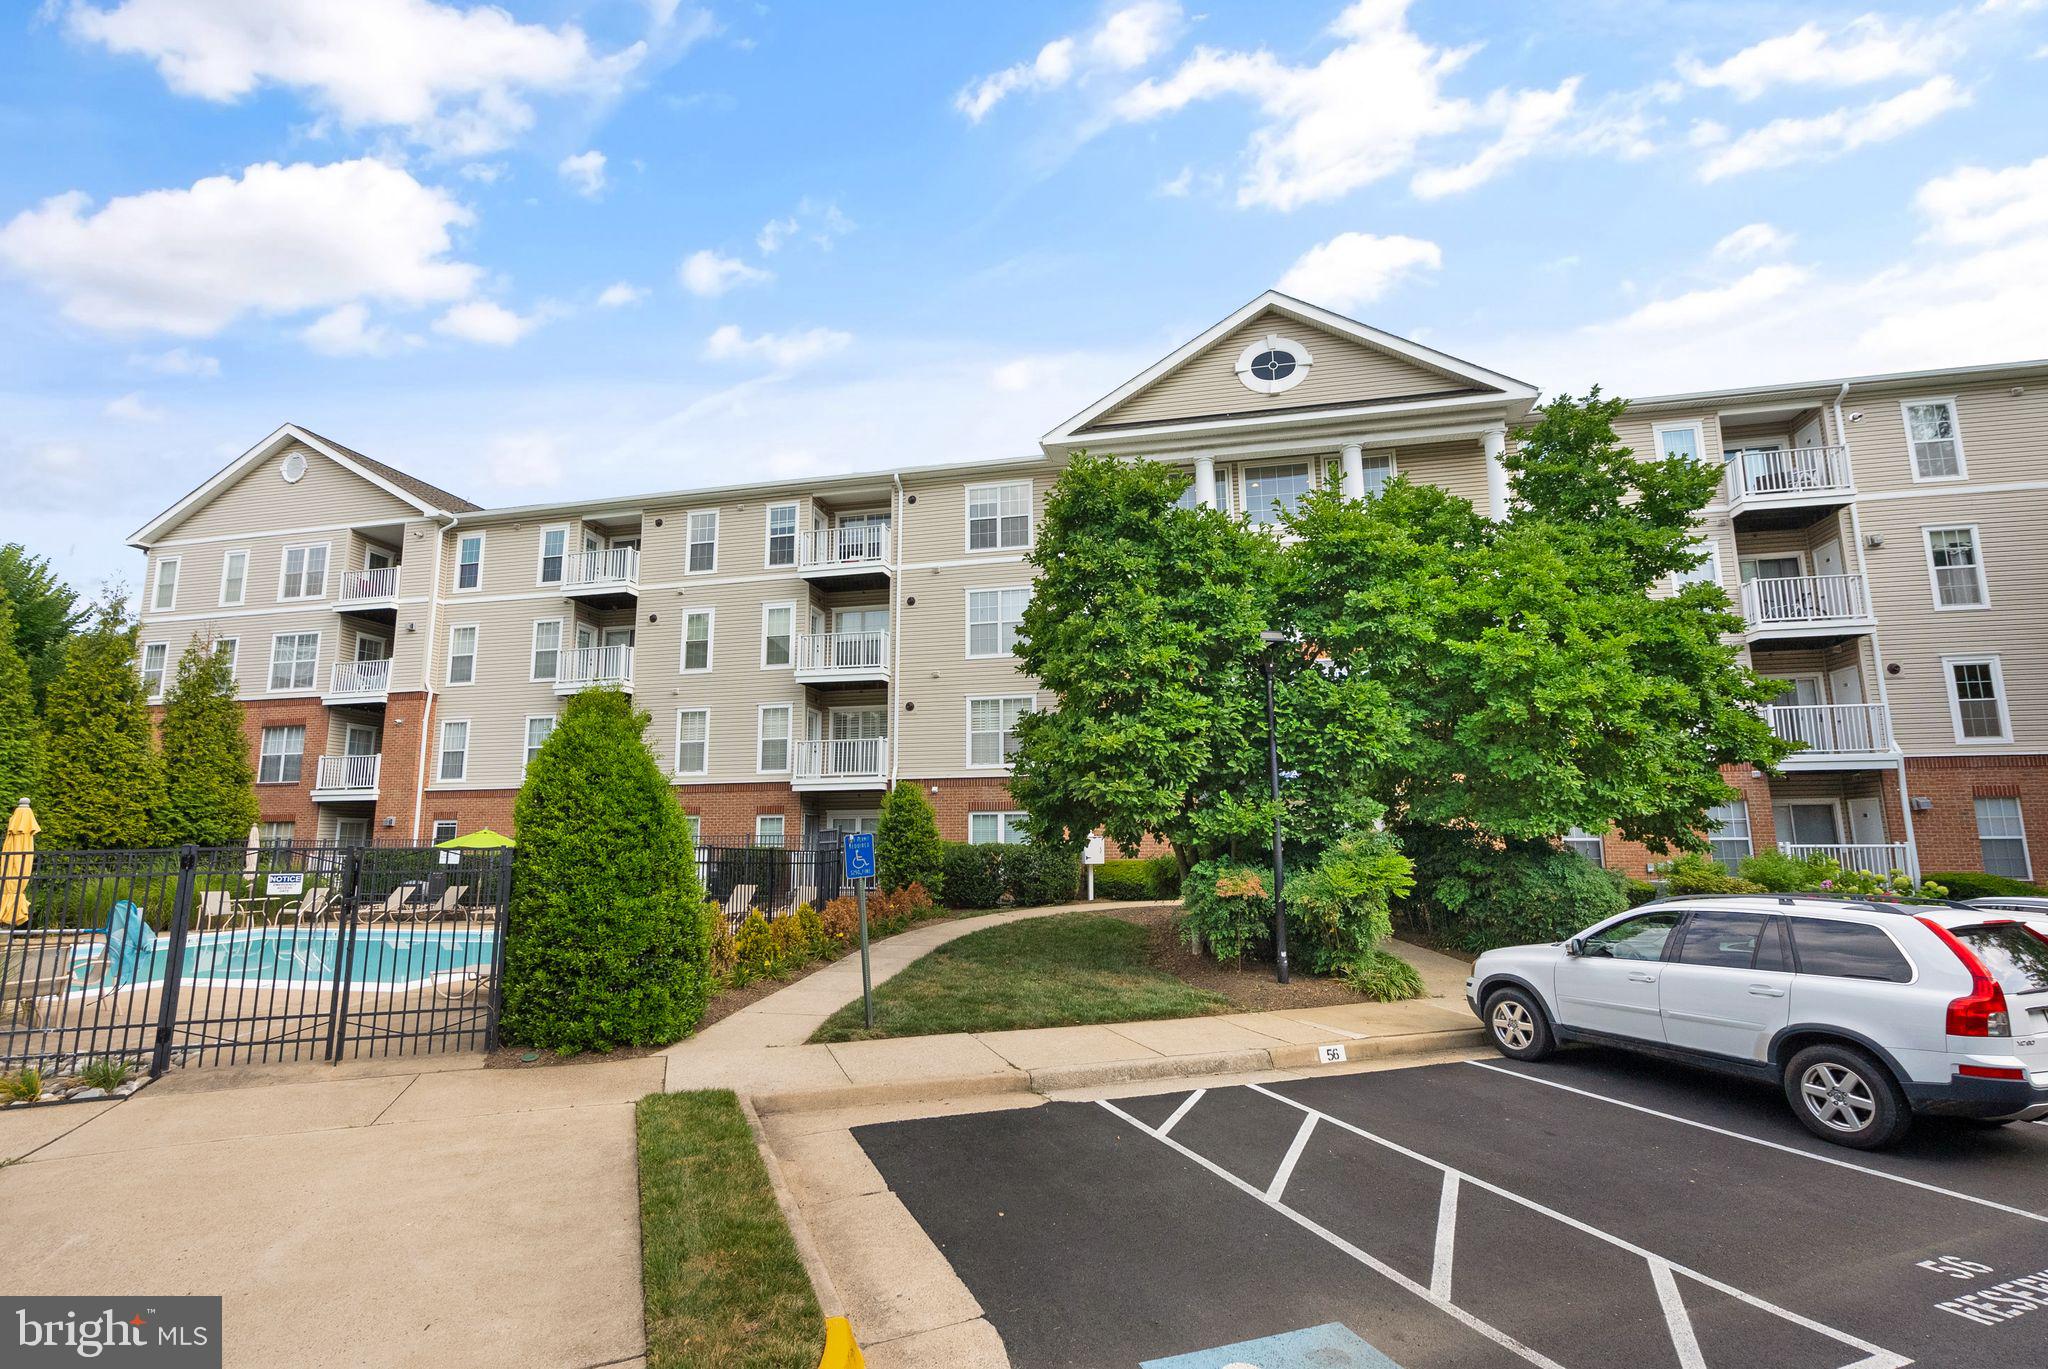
left=435, top=828, right=515, bottom=849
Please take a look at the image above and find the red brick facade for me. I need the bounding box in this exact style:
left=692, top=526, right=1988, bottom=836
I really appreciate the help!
left=1900, top=755, right=2048, bottom=879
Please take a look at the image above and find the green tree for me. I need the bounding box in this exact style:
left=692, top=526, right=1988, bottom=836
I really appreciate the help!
left=39, top=600, right=165, bottom=849
left=0, top=589, right=42, bottom=808
left=875, top=781, right=945, bottom=895
left=0, top=544, right=86, bottom=707
left=1010, top=452, right=1279, bottom=872
left=500, top=688, right=715, bottom=1052
left=157, top=634, right=258, bottom=846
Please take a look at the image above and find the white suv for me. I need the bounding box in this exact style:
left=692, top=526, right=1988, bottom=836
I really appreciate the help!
left=1465, top=895, right=2048, bottom=1149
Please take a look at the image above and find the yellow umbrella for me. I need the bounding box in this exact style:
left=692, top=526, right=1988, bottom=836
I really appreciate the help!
left=0, top=798, right=37, bottom=927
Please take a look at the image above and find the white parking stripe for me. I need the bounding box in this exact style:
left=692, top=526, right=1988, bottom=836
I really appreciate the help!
left=1469, top=1060, right=2048, bottom=1226
left=1266, top=1113, right=1317, bottom=1202
left=1156, top=1088, right=1205, bottom=1139
left=1650, top=1260, right=1707, bottom=1369
left=1430, top=1173, right=1459, bottom=1301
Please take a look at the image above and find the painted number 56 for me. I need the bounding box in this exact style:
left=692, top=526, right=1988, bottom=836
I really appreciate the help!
left=1919, top=1256, right=1994, bottom=1280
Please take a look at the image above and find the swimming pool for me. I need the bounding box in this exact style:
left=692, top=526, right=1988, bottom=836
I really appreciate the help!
left=96, top=924, right=498, bottom=991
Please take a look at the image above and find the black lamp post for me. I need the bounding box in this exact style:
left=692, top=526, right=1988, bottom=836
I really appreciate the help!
left=1258, top=629, right=1290, bottom=984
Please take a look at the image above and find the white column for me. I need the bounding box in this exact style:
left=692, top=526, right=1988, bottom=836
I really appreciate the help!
left=1339, top=442, right=1365, bottom=499
left=1193, top=453, right=1217, bottom=509
left=1483, top=427, right=1510, bottom=520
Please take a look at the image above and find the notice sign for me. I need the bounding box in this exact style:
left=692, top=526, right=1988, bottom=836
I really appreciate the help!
left=2, top=1296, right=222, bottom=1367
left=843, top=833, right=876, bottom=881
left=264, top=873, right=305, bottom=897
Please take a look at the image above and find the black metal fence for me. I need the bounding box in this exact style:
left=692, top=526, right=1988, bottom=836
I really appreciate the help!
left=0, top=843, right=513, bottom=1083
left=698, top=832, right=847, bottom=931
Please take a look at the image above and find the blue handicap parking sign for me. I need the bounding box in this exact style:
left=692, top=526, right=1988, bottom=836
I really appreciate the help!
left=1141, top=1323, right=1403, bottom=1369
left=843, top=832, right=876, bottom=880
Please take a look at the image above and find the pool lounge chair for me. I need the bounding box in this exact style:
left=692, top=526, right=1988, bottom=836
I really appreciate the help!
left=722, top=884, right=757, bottom=931
left=430, top=964, right=492, bottom=1000
left=355, top=888, right=409, bottom=926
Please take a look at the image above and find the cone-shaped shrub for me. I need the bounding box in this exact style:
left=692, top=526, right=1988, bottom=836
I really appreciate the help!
left=158, top=635, right=258, bottom=846
left=40, top=601, right=164, bottom=849
left=500, top=688, right=714, bottom=1051
left=875, top=781, right=945, bottom=897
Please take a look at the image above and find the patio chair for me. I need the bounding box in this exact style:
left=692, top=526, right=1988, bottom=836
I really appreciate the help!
left=286, top=886, right=335, bottom=923
left=792, top=884, right=817, bottom=913
left=722, top=883, right=758, bottom=931
left=354, top=887, right=409, bottom=926
left=430, top=964, right=493, bottom=1000
left=195, top=889, right=241, bottom=928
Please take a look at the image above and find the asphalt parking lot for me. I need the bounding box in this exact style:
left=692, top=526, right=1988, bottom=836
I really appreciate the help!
left=855, top=1049, right=2048, bottom=1368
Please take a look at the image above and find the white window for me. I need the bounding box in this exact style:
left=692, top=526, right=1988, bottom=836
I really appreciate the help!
left=969, top=811, right=1031, bottom=845
left=219, top=549, right=248, bottom=606
left=261, top=820, right=297, bottom=849
left=537, top=528, right=567, bottom=584
left=1706, top=800, right=1752, bottom=870
left=447, top=625, right=477, bottom=685
left=686, top=510, right=718, bottom=573
left=140, top=642, right=168, bottom=699
left=765, top=503, right=798, bottom=568
left=438, top=720, right=469, bottom=781
left=757, top=704, right=791, bottom=773
left=755, top=813, right=785, bottom=846
left=455, top=534, right=484, bottom=591
left=968, top=695, right=1033, bottom=767
left=1360, top=451, right=1395, bottom=497
left=258, top=725, right=305, bottom=784
left=150, top=557, right=179, bottom=611
left=683, top=814, right=702, bottom=846
left=966, top=587, right=1029, bottom=658
left=524, top=715, right=555, bottom=770
left=1925, top=526, right=1987, bottom=609
left=966, top=481, right=1031, bottom=551
left=1903, top=398, right=1964, bottom=480
left=268, top=632, right=319, bottom=690
left=214, top=638, right=238, bottom=678
left=1563, top=827, right=1605, bottom=865
left=1672, top=538, right=1721, bottom=590
left=1242, top=462, right=1312, bottom=526
left=279, top=543, right=328, bottom=600
left=1650, top=422, right=1704, bottom=464
left=680, top=609, right=714, bottom=671
left=1976, top=797, right=2032, bottom=881
left=531, top=620, right=561, bottom=680
left=431, top=819, right=458, bottom=845
left=1944, top=655, right=2011, bottom=743
left=762, top=603, right=794, bottom=668
left=1234, top=334, right=1312, bottom=395
left=675, top=709, right=709, bottom=775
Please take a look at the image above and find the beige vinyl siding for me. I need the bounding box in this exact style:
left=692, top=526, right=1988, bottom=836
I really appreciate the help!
left=1843, top=379, right=2048, bottom=495
left=1387, top=439, right=1490, bottom=507
left=164, top=442, right=420, bottom=542
left=1094, top=311, right=1467, bottom=428
left=898, top=468, right=1046, bottom=564
left=1611, top=411, right=1731, bottom=512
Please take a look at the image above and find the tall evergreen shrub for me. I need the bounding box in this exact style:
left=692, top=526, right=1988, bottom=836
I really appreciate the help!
left=876, top=782, right=945, bottom=897
left=158, top=635, right=258, bottom=846
left=39, top=602, right=164, bottom=849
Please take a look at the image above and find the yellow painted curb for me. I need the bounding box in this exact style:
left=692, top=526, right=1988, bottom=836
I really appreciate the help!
left=818, top=1316, right=864, bottom=1369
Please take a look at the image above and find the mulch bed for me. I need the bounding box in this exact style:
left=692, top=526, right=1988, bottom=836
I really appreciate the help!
left=1094, top=903, right=1372, bottom=1013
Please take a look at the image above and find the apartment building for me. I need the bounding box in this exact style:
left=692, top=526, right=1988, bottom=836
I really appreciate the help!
left=126, top=292, right=2046, bottom=881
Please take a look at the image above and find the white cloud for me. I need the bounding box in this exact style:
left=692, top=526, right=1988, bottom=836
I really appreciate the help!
left=1277, top=232, right=1441, bottom=311
left=956, top=1, right=1181, bottom=121
left=104, top=391, right=163, bottom=421
left=596, top=281, right=648, bottom=307
left=301, top=301, right=407, bottom=356
left=1694, top=76, right=1969, bottom=181
left=1158, top=166, right=1194, bottom=197
left=481, top=433, right=563, bottom=487
left=757, top=216, right=798, bottom=253
left=1611, top=264, right=1811, bottom=332
left=1677, top=17, right=1954, bottom=101
left=432, top=299, right=540, bottom=345
left=678, top=248, right=772, bottom=296
left=1916, top=153, right=2048, bottom=246
left=1411, top=79, right=1582, bottom=199
left=130, top=346, right=219, bottom=377
left=0, top=158, right=479, bottom=336
left=66, top=0, right=645, bottom=155
left=701, top=324, right=851, bottom=369
left=755, top=200, right=855, bottom=255
left=458, top=161, right=506, bottom=183
left=1711, top=222, right=1794, bottom=261
left=557, top=149, right=607, bottom=197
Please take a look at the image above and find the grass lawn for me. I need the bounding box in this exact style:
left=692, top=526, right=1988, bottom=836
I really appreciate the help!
left=808, top=911, right=1229, bottom=1043
left=637, top=1090, right=821, bottom=1369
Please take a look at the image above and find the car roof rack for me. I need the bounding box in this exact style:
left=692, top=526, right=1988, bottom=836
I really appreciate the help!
left=1636, top=891, right=1978, bottom=916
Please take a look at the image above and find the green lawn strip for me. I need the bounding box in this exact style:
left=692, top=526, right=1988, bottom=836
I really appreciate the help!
left=637, top=1090, right=822, bottom=1369
left=808, top=912, right=1228, bottom=1043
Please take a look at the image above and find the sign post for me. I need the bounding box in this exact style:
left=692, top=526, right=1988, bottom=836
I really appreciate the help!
left=843, top=833, right=878, bottom=1029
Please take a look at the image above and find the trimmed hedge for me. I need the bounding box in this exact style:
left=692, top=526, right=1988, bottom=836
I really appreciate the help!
left=941, top=844, right=1005, bottom=909
left=1399, top=827, right=1631, bottom=955
left=1093, top=855, right=1180, bottom=901
left=1006, top=842, right=1081, bottom=906
left=1925, top=870, right=2046, bottom=899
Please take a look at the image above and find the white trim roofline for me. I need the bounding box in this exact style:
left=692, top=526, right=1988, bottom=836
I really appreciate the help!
left=1630, top=356, right=2048, bottom=411
left=129, top=423, right=460, bottom=549
left=1040, top=289, right=1539, bottom=448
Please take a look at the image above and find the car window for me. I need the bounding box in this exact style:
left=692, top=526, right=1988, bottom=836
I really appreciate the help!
left=1677, top=910, right=1770, bottom=969
left=1580, top=911, right=1683, bottom=962
left=1754, top=917, right=1792, bottom=973
left=1953, top=924, right=2048, bottom=995
left=1787, top=917, right=1913, bottom=983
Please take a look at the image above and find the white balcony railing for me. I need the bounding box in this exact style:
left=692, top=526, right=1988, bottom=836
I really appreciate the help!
left=793, top=630, right=889, bottom=677
left=793, top=736, right=886, bottom=784
left=563, top=546, right=639, bottom=594
left=1779, top=841, right=1915, bottom=878
left=1728, top=445, right=1854, bottom=501
left=336, top=566, right=399, bottom=604
left=1740, top=574, right=1871, bottom=628
left=557, top=645, right=633, bottom=692
left=313, top=753, right=381, bottom=794
left=798, top=523, right=891, bottom=572
left=1768, top=704, right=1894, bottom=755
left=328, top=658, right=392, bottom=697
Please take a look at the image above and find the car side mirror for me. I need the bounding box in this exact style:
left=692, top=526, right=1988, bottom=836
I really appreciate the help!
left=1563, top=937, right=1583, bottom=957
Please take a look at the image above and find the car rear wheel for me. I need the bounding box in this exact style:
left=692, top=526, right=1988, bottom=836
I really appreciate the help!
left=1484, top=987, right=1555, bottom=1061
left=1783, top=1043, right=1911, bottom=1150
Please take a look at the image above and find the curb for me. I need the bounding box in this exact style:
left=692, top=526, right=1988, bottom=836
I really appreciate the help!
left=739, top=1093, right=848, bottom=1322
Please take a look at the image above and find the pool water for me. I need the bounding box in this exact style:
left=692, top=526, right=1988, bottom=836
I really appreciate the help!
left=116, top=926, right=497, bottom=989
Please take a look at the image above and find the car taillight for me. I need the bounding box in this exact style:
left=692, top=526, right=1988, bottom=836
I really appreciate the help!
left=1917, top=917, right=2011, bottom=1038
left=1957, top=1064, right=2028, bottom=1081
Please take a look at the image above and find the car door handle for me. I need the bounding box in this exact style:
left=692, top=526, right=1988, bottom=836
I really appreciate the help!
left=1747, top=986, right=1786, bottom=997
left=1628, top=971, right=1658, bottom=983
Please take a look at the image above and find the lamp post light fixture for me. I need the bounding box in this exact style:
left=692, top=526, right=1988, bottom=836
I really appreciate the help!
left=1258, top=629, right=1291, bottom=985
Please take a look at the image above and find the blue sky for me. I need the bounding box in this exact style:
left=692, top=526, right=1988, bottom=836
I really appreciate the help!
left=5, top=0, right=2047, bottom=593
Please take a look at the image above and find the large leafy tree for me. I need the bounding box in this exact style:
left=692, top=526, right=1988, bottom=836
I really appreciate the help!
left=1009, top=452, right=1279, bottom=870
left=0, top=589, right=42, bottom=808
left=158, top=635, right=259, bottom=846
left=0, top=544, right=86, bottom=707
left=39, top=600, right=166, bottom=849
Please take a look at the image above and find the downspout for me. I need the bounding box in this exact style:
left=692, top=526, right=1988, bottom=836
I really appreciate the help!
left=409, top=512, right=456, bottom=843
left=888, top=473, right=905, bottom=789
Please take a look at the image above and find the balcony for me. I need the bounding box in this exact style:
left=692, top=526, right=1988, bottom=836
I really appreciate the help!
left=797, top=524, right=892, bottom=591
left=1726, top=445, right=1855, bottom=528
left=324, top=658, right=392, bottom=705
left=792, top=736, right=887, bottom=791
left=792, top=630, right=890, bottom=686
left=1740, top=574, right=1875, bottom=644
left=555, top=645, right=633, bottom=695
left=334, top=566, right=399, bottom=617
left=1778, top=841, right=1916, bottom=880
left=311, top=753, right=381, bottom=801
left=562, top=547, right=639, bottom=609
left=1768, top=704, right=1898, bottom=769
